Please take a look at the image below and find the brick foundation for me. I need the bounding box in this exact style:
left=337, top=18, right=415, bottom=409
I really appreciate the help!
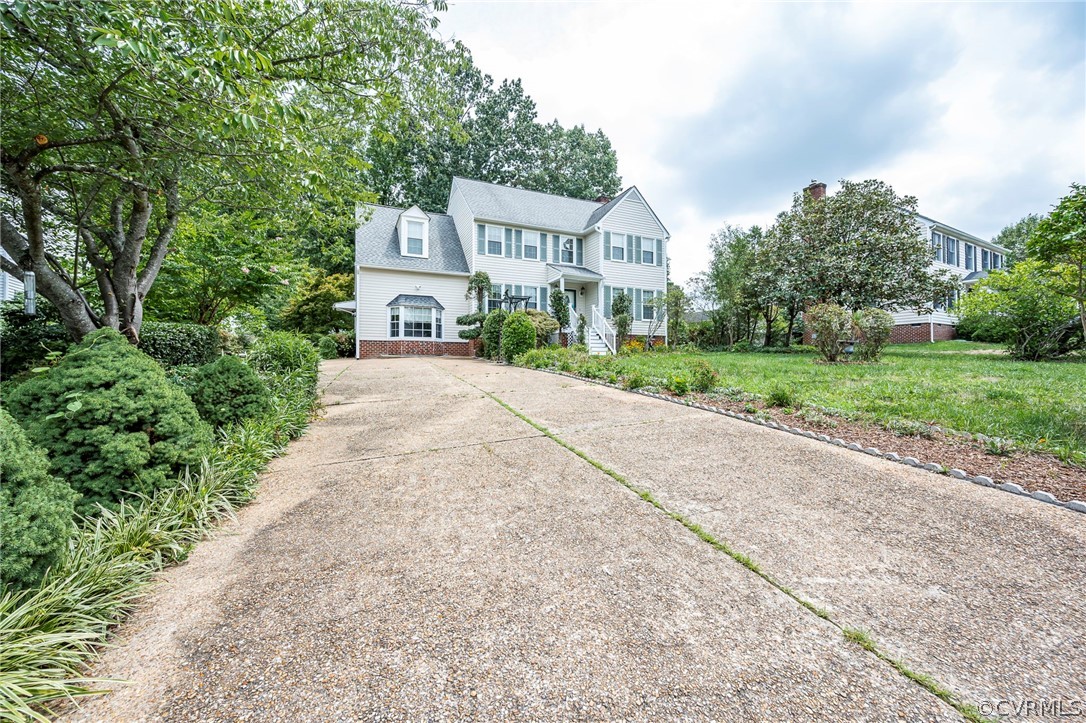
left=357, top=339, right=475, bottom=359
left=889, top=323, right=957, bottom=344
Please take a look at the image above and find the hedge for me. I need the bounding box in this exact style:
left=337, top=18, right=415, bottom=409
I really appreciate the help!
left=139, top=322, right=220, bottom=367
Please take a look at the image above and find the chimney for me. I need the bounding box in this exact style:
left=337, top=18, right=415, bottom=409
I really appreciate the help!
left=805, top=180, right=827, bottom=201
left=594, top=194, right=611, bottom=204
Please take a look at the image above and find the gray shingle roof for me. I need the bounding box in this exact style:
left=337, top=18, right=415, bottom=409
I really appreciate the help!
left=452, top=177, right=613, bottom=234
left=385, top=294, right=444, bottom=310
left=963, top=270, right=989, bottom=283
left=546, top=263, right=604, bottom=280
left=356, top=205, right=468, bottom=274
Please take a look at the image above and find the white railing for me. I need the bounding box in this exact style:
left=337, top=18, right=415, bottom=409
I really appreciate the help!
left=591, top=305, right=617, bottom=354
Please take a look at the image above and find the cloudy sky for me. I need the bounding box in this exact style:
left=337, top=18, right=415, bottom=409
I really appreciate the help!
left=436, top=0, right=1085, bottom=285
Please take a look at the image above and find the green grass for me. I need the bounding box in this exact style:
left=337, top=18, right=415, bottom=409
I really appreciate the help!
left=612, top=341, right=1086, bottom=460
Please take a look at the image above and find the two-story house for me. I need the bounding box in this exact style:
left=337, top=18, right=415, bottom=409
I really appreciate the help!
left=889, top=214, right=1010, bottom=343
left=350, top=177, right=670, bottom=358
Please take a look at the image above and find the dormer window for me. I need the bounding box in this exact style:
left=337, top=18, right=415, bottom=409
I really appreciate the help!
left=398, top=206, right=429, bottom=258
left=406, top=221, right=424, bottom=255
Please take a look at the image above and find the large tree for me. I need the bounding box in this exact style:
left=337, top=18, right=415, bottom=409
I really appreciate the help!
left=775, top=179, right=959, bottom=311
left=1028, top=183, right=1086, bottom=341
left=1, top=0, right=452, bottom=342
left=993, top=213, right=1042, bottom=266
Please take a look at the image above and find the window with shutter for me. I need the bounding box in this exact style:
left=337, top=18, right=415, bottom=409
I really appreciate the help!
left=524, top=231, right=538, bottom=260
left=486, top=226, right=502, bottom=255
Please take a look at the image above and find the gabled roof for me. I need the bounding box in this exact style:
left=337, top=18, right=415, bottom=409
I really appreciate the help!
left=386, top=294, right=444, bottom=310
left=452, top=177, right=638, bottom=234
left=546, top=263, right=604, bottom=281
left=356, top=205, right=469, bottom=275
left=917, top=214, right=1006, bottom=253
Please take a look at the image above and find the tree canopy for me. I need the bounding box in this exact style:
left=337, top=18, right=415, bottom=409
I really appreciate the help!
left=993, top=214, right=1041, bottom=266
left=1028, top=183, right=1086, bottom=341
left=1, top=0, right=453, bottom=341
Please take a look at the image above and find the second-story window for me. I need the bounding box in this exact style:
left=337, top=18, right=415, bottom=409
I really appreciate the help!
left=965, top=244, right=975, bottom=270
left=524, top=231, right=539, bottom=260
left=945, top=236, right=957, bottom=266
left=406, top=220, right=425, bottom=256
left=992, top=253, right=1002, bottom=269
left=982, top=248, right=990, bottom=270
left=486, top=225, right=502, bottom=255
left=561, top=237, right=574, bottom=264
left=611, top=232, right=625, bottom=261
left=931, top=232, right=942, bottom=261
left=642, top=243, right=654, bottom=265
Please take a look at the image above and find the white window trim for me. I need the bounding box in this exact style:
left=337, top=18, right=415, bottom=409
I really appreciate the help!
left=387, top=305, right=443, bottom=340
left=523, top=230, right=539, bottom=260
left=610, top=231, right=625, bottom=261
left=399, top=216, right=429, bottom=258
left=485, top=224, right=503, bottom=256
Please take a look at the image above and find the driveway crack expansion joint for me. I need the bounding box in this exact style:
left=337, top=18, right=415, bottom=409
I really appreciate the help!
left=436, top=365, right=993, bottom=723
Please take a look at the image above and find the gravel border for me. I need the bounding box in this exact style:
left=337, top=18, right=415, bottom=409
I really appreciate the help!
left=532, top=366, right=1086, bottom=516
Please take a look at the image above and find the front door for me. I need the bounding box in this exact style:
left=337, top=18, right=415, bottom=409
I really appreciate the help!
left=565, top=289, right=577, bottom=315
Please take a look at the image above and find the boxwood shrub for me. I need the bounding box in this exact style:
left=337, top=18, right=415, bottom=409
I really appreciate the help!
left=139, top=321, right=220, bottom=367
left=5, top=328, right=212, bottom=513
left=190, top=355, right=271, bottom=429
left=0, top=410, right=78, bottom=588
left=317, top=335, right=338, bottom=360
left=501, top=311, right=536, bottom=361
left=482, top=309, right=507, bottom=359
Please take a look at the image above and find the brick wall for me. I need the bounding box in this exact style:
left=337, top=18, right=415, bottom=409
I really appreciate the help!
left=889, top=323, right=957, bottom=344
left=357, top=339, right=475, bottom=359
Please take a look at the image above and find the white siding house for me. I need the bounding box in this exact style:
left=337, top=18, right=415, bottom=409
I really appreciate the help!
left=351, top=178, right=670, bottom=357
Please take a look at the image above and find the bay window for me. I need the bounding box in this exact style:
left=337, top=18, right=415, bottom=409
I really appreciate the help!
left=388, top=306, right=442, bottom=339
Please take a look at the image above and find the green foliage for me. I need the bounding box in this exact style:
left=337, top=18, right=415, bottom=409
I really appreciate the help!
left=956, top=261, right=1082, bottom=360
left=0, top=367, right=318, bottom=718
left=0, top=300, right=70, bottom=375
left=144, top=206, right=297, bottom=325
left=526, top=309, right=560, bottom=345
left=993, top=214, right=1041, bottom=266
left=280, top=273, right=354, bottom=335
left=190, top=356, right=271, bottom=430
left=465, top=271, right=492, bottom=309
left=576, top=313, right=587, bottom=345
left=665, top=374, right=690, bottom=396
left=549, top=288, right=571, bottom=329
left=5, top=329, right=212, bottom=513
left=1, top=0, right=454, bottom=341
left=766, top=383, right=802, bottom=408
left=806, top=303, right=854, bottom=362
left=622, top=370, right=647, bottom=390
left=611, top=291, right=632, bottom=346
left=317, top=336, right=339, bottom=360
left=456, top=311, right=488, bottom=341
left=501, top=311, right=536, bottom=361
left=955, top=313, right=1011, bottom=344
left=690, top=359, right=719, bottom=393
left=0, top=410, right=78, bottom=589
left=853, top=308, right=895, bottom=362
left=482, top=309, right=507, bottom=359
left=1028, top=183, right=1086, bottom=343
left=248, top=332, right=321, bottom=388
left=138, top=322, right=221, bottom=367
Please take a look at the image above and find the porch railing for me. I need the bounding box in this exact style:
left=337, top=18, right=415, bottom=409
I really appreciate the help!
left=591, top=305, right=617, bottom=354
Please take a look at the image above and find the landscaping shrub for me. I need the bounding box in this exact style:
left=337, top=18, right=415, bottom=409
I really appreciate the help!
left=482, top=309, right=507, bottom=359
left=611, top=291, right=632, bottom=347
left=0, top=367, right=320, bottom=718
left=0, top=410, right=78, bottom=589
left=0, top=300, right=71, bottom=375
left=139, top=321, right=220, bottom=367
left=730, top=340, right=753, bottom=353
left=317, top=335, right=338, bottom=360
left=576, top=313, right=587, bottom=346
left=666, top=374, right=690, bottom=396
left=955, top=312, right=1010, bottom=343
left=766, top=383, right=802, bottom=408
left=689, top=359, right=719, bottom=392
left=248, top=331, right=321, bottom=387
left=526, top=309, right=559, bottom=346
left=853, top=308, right=895, bottom=362
left=622, top=370, right=647, bottom=390
left=501, top=311, right=536, bottom=361
left=189, top=356, right=271, bottom=429
left=622, top=337, right=645, bottom=354
left=805, top=303, right=853, bottom=362
left=5, top=328, right=212, bottom=514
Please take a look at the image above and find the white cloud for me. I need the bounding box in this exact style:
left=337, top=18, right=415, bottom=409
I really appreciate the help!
left=438, top=0, right=1085, bottom=285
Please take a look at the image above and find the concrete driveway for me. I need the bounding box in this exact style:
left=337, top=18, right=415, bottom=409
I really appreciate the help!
left=66, top=357, right=1085, bottom=721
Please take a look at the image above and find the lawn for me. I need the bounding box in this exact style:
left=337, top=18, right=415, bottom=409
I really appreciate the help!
left=613, top=341, right=1086, bottom=460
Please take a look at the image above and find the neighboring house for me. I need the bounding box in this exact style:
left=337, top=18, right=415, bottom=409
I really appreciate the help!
left=0, top=249, right=24, bottom=302
left=889, top=214, right=1009, bottom=343
left=351, top=177, right=669, bottom=358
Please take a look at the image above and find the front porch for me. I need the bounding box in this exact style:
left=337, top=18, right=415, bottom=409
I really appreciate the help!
left=545, top=264, right=615, bottom=355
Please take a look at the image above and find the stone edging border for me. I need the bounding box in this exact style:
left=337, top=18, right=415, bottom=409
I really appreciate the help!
left=530, top=365, right=1086, bottom=516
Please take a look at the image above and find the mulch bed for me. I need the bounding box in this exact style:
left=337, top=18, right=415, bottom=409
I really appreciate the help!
left=656, top=387, right=1086, bottom=504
